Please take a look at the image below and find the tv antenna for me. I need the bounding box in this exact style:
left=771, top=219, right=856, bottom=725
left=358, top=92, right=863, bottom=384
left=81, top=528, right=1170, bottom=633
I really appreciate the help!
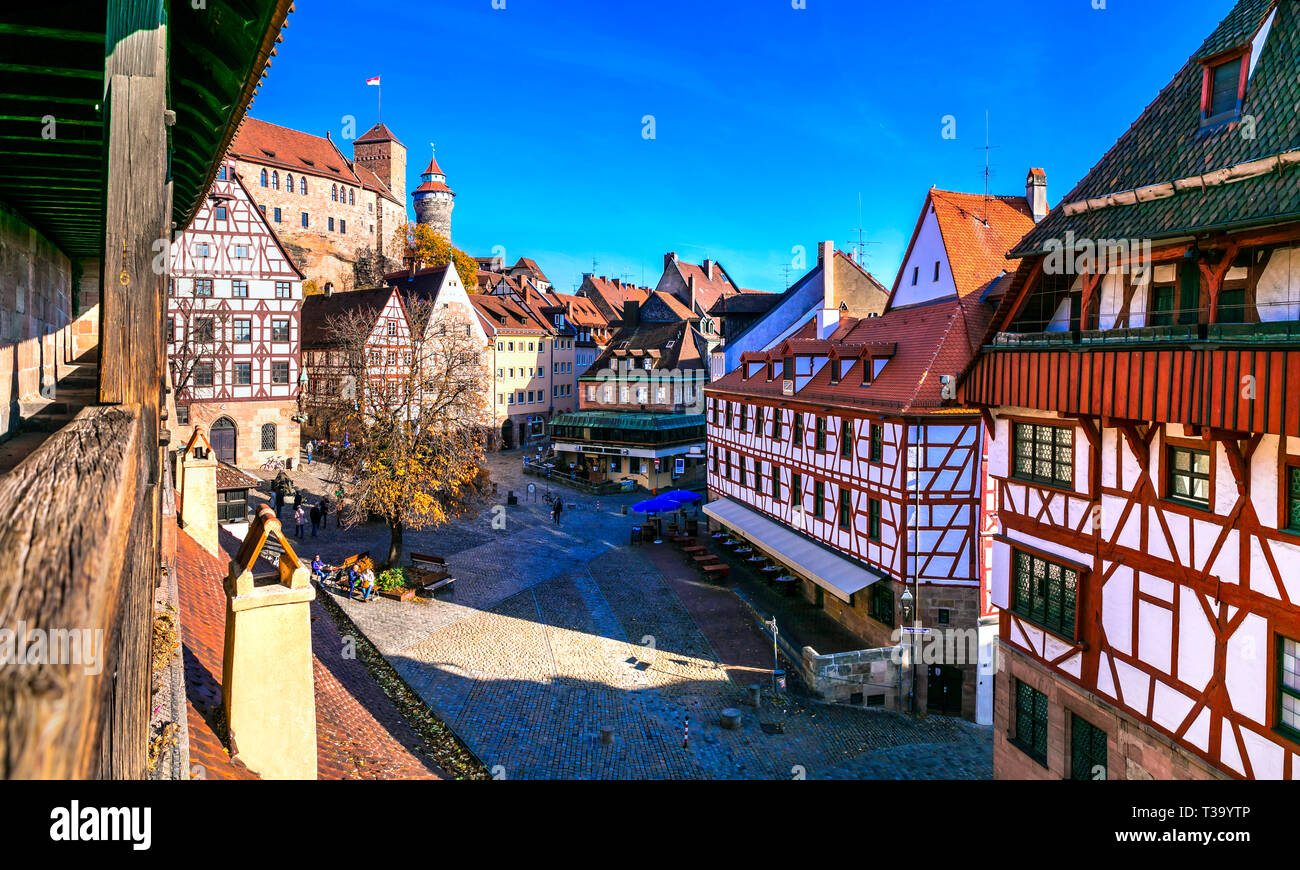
left=847, top=192, right=880, bottom=267
left=976, top=110, right=1000, bottom=224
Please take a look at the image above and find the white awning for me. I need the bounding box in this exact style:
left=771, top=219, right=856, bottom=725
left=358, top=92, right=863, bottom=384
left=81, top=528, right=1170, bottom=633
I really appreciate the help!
left=702, top=498, right=885, bottom=602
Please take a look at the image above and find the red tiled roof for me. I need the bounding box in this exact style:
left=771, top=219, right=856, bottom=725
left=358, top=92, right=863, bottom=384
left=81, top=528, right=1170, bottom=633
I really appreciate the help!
left=673, top=259, right=739, bottom=313
left=706, top=296, right=992, bottom=414
left=892, top=189, right=1035, bottom=304
left=548, top=292, right=609, bottom=329
left=175, top=528, right=444, bottom=780
left=510, top=257, right=550, bottom=284
left=353, top=161, right=402, bottom=205
left=231, top=117, right=359, bottom=185
left=584, top=276, right=651, bottom=314
left=215, top=462, right=261, bottom=491
left=355, top=123, right=403, bottom=146
left=469, top=293, right=548, bottom=335
left=420, top=154, right=446, bottom=177
left=413, top=179, right=454, bottom=195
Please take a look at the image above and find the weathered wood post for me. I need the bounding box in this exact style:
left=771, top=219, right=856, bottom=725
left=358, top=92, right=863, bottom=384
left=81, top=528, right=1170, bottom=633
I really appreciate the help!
left=98, top=0, right=170, bottom=780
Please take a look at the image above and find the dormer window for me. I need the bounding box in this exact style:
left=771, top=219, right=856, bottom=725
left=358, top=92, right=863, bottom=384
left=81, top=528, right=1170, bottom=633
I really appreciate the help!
left=1201, top=51, right=1246, bottom=126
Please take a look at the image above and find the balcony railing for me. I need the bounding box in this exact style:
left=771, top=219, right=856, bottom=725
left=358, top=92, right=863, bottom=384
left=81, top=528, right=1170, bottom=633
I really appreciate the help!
left=993, top=320, right=1300, bottom=348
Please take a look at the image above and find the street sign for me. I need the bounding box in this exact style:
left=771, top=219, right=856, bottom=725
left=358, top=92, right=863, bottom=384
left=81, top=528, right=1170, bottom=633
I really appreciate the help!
left=900, top=627, right=931, bottom=634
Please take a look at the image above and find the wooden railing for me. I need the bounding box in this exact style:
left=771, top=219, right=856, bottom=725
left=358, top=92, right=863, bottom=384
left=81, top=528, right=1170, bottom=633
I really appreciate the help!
left=0, top=405, right=159, bottom=778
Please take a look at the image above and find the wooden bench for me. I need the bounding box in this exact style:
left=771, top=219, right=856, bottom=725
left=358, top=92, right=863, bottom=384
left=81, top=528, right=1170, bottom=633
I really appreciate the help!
left=326, top=552, right=371, bottom=586
left=702, top=563, right=731, bottom=579
left=692, top=554, right=720, bottom=565
left=682, top=545, right=706, bottom=556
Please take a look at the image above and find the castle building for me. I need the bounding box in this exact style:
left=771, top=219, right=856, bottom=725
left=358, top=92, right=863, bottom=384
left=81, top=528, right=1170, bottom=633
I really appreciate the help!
left=228, top=119, right=410, bottom=292
left=412, top=151, right=455, bottom=241
left=166, top=158, right=305, bottom=470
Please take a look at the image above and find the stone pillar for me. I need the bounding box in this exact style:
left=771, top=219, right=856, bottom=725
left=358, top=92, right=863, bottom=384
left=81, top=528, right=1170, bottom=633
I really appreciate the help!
left=222, top=506, right=317, bottom=779
left=178, top=434, right=218, bottom=556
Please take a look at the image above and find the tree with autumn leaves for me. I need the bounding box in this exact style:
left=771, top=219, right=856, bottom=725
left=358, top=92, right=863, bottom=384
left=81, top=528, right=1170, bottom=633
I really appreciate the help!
left=312, top=293, right=491, bottom=567
left=392, top=221, right=479, bottom=291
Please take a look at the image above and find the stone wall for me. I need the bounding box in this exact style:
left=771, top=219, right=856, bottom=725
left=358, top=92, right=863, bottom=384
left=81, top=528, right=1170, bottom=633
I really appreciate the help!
left=994, top=645, right=1227, bottom=780
left=801, top=644, right=901, bottom=709
left=178, top=399, right=300, bottom=469
left=0, top=205, right=74, bottom=439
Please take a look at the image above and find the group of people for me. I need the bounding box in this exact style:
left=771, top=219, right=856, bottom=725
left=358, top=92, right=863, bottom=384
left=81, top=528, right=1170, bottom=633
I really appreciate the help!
left=310, top=554, right=378, bottom=602
left=291, top=496, right=334, bottom=540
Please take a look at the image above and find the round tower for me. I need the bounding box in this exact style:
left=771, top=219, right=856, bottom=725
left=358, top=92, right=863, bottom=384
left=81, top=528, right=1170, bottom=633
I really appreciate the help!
left=412, top=149, right=455, bottom=241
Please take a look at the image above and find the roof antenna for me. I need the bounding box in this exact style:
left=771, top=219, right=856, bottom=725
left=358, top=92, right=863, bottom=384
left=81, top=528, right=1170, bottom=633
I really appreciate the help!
left=847, top=192, right=880, bottom=266
left=977, top=110, right=1000, bottom=225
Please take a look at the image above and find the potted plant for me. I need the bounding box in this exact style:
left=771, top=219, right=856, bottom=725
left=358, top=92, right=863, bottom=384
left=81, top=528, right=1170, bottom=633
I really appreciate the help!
left=376, top=567, right=416, bottom=603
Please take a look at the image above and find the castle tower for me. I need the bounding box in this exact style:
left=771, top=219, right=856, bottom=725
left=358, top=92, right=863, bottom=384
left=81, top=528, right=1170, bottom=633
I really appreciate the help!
left=352, top=123, right=407, bottom=202
left=412, top=148, right=455, bottom=241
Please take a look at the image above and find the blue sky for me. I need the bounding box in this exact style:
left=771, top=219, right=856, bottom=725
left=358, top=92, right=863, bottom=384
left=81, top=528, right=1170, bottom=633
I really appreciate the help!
left=253, top=0, right=1231, bottom=294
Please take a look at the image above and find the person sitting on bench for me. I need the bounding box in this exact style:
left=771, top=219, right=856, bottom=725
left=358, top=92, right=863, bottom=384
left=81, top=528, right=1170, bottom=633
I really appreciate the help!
left=358, top=567, right=377, bottom=602
left=311, top=555, right=327, bottom=584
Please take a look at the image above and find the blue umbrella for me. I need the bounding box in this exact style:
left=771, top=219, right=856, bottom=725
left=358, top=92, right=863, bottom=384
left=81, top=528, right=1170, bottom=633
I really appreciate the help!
left=632, top=496, right=679, bottom=513
left=660, top=489, right=702, bottom=504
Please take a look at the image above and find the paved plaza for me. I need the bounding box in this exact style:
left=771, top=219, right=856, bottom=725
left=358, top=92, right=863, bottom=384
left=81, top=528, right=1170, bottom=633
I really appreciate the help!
left=267, top=452, right=992, bottom=780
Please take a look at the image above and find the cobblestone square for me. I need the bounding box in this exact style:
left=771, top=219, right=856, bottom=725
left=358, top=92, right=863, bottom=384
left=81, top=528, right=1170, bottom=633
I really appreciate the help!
left=270, top=452, right=992, bottom=780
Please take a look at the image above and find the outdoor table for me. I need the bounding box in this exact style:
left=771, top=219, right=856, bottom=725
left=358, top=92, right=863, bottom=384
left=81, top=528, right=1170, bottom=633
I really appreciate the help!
left=773, top=575, right=799, bottom=595
left=745, top=554, right=765, bottom=563
left=736, top=545, right=753, bottom=554
left=710, top=531, right=725, bottom=539
left=761, top=565, right=781, bottom=573
left=630, top=526, right=642, bottom=546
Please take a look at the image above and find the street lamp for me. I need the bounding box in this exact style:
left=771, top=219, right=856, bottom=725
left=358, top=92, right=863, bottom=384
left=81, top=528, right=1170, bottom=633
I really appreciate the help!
left=900, top=587, right=916, bottom=714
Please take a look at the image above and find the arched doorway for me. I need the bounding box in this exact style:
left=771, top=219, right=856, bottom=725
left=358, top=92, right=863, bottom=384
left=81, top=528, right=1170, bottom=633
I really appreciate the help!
left=500, top=419, right=514, bottom=450
left=210, top=417, right=236, bottom=465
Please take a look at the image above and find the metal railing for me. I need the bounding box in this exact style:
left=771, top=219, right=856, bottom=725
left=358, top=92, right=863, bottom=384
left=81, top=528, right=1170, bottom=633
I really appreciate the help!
left=993, top=319, right=1300, bottom=348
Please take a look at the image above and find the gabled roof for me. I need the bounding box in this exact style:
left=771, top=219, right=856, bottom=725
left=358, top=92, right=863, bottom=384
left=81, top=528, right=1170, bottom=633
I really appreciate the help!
left=355, top=122, right=403, bottom=146
left=1012, top=0, right=1299, bottom=256
left=510, top=257, right=550, bottom=284
left=670, top=257, right=742, bottom=313
left=300, top=286, right=401, bottom=348
left=648, top=290, right=696, bottom=320
left=706, top=295, right=992, bottom=415
left=469, top=293, right=548, bottom=336
left=385, top=264, right=454, bottom=304
left=707, top=290, right=782, bottom=317
left=548, top=292, right=609, bottom=330
left=584, top=320, right=707, bottom=375
left=891, top=188, right=1035, bottom=304
left=582, top=275, right=652, bottom=319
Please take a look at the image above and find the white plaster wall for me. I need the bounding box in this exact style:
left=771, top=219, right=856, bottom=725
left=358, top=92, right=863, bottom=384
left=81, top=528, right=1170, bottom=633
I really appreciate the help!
left=1256, top=245, right=1300, bottom=322
left=891, top=207, right=957, bottom=308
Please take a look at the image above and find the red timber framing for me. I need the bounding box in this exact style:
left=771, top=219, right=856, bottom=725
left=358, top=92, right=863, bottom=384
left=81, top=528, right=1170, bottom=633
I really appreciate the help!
left=704, top=392, right=984, bottom=589
left=168, top=159, right=304, bottom=410
left=969, top=224, right=1300, bottom=779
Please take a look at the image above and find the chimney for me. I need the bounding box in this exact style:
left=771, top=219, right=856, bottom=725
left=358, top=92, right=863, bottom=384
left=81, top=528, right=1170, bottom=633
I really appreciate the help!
left=703, top=259, right=714, bottom=281
left=687, top=274, right=697, bottom=316
left=623, top=299, right=639, bottom=327
left=177, top=428, right=219, bottom=556
left=323, top=281, right=334, bottom=297
left=817, top=241, right=839, bottom=340
left=223, top=504, right=318, bottom=779
left=664, top=251, right=677, bottom=270
left=1027, top=168, right=1048, bottom=223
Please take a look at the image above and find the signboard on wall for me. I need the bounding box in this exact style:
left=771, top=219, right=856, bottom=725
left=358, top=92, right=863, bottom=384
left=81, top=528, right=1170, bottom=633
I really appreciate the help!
left=674, top=457, right=685, bottom=475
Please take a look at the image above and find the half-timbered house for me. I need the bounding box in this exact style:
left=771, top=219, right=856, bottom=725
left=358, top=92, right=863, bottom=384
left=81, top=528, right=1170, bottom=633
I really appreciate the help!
left=961, top=0, right=1300, bottom=779
left=706, top=193, right=1036, bottom=721
left=167, top=158, right=305, bottom=468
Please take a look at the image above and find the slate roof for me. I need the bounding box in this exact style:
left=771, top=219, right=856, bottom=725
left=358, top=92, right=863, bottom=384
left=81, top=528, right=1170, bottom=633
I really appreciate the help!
left=300, top=286, right=400, bottom=348
left=706, top=295, right=992, bottom=414
left=1012, top=0, right=1299, bottom=256
left=707, top=290, right=782, bottom=316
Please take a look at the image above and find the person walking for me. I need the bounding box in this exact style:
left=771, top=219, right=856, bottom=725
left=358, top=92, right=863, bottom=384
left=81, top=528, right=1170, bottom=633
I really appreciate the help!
left=309, top=501, right=322, bottom=537
left=553, top=498, right=563, bottom=526
left=294, top=503, right=306, bottom=539
left=306, top=439, right=314, bottom=465
left=319, top=496, right=331, bottom=530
